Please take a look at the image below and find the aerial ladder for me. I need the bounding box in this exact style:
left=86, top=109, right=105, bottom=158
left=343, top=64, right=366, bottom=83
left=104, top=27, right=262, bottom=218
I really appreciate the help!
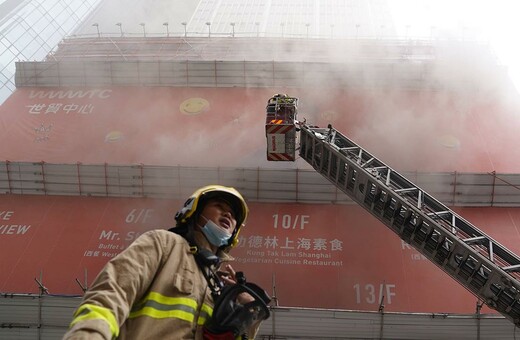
left=265, top=95, right=520, bottom=327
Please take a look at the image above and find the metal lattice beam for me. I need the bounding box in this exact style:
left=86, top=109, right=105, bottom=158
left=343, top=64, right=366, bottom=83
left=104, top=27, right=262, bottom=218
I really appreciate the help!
left=299, top=125, right=520, bottom=326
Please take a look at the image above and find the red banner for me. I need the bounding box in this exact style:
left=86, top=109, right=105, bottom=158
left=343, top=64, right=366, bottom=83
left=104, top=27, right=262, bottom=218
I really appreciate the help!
left=1, top=87, right=519, bottom=172
left=1, top=194, right=519, bottom=314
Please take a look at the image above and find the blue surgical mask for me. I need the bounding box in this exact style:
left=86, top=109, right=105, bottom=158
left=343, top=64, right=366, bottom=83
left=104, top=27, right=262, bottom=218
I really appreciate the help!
left=200, top=216, right=232, bottom=247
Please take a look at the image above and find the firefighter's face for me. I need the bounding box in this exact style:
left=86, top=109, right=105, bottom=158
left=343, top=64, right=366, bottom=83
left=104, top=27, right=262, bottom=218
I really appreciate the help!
left=198, top=198, right=237, bottom=235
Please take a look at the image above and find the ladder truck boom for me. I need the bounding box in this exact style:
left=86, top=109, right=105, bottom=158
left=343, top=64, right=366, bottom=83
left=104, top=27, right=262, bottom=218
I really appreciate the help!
left=265, top=95, right=520, bottom=327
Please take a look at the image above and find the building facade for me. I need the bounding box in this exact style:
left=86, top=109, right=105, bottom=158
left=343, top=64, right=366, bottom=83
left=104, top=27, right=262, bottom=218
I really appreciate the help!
left=1, top=0, right=520, bottom=338
left=0, top=0, right=102, bottom=103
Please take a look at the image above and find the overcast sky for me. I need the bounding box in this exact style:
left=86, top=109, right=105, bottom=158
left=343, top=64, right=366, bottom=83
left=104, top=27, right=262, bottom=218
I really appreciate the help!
left=389, top=0, right=520, bottom=91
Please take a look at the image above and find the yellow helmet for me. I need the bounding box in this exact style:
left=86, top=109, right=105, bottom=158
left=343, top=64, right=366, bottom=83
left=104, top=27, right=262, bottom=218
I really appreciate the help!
left=175, top=185, right=249, bottom=249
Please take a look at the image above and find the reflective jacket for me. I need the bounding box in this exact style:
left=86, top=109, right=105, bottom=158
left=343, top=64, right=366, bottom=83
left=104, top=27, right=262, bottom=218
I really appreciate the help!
left=63, top=229, right=230, bottom=339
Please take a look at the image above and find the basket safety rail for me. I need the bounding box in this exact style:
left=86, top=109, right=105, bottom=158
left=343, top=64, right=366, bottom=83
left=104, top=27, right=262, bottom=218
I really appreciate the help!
left=266, top=95, right=298, bottom=123
left=299, top=124, right=520, bottom=327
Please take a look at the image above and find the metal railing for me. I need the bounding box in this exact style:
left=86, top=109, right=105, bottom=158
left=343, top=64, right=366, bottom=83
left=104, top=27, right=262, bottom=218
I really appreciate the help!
left=2, top=161, right=520, bottom=206
left=0, top=293, right=516, bottom=340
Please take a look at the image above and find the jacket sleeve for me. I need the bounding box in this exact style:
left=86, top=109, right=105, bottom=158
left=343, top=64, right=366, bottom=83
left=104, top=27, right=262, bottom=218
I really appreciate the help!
left=63, top=230, right=169, bottom=339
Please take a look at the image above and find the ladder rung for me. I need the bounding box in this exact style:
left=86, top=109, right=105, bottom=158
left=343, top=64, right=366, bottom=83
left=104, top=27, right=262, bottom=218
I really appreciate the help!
left=463, top=236, right=487, bottom=245
left=503, top=265, right=520, bottom=273
left=361, top=158, right=375, bottom=168
left=395, top=188, right=418, bottom=193
left=427, top=210, right=451, bottom=217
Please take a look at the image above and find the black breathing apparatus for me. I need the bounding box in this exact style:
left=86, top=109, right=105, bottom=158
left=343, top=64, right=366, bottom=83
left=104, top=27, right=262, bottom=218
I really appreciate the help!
left=203, top=271, right=271, bottom=339
left=192, top=247, right=271, bottom=340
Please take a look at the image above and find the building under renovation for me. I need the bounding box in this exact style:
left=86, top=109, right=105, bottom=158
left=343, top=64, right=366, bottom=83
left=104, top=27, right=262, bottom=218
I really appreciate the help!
left=1, top=0, right=520, bottom=339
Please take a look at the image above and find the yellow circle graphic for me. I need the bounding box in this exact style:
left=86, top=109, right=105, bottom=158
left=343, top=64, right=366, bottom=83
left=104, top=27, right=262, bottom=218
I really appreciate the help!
left=438, top=134, right=460, bottom=149
left=105, top=131, right=124, bottom=143
left=179, top=98, right=210, bottom=116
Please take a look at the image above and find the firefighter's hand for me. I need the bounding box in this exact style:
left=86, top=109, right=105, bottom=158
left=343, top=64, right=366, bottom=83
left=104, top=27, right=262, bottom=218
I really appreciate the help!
left=217, top=264, right=239, bottom=285
left=218, top=264, right=254, bottom=304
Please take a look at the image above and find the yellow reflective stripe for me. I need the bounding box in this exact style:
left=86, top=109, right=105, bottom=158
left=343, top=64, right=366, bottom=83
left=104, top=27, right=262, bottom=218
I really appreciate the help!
left=130, top=306, right=194, bottom=322
left=146, top=292, right=198, bottom=309
left=70, top=303, right=119, bottom=338
left=197, top=303, right=213, bottom=325
left=129, top=291, right=200, bottom=323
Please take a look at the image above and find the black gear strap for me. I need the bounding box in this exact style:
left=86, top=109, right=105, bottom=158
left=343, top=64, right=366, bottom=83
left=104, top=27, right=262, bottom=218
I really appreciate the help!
left=192, top=247, right=225, bottom=299
left=169, top=226, right=225, bottom=298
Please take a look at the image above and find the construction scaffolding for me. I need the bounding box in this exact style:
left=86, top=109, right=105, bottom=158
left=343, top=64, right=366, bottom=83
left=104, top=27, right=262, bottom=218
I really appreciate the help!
left=14, top=37, right=502, bottom=92
left=1, top=162, right=520, bottom=206
left=0, top=293, right=516, bottom=340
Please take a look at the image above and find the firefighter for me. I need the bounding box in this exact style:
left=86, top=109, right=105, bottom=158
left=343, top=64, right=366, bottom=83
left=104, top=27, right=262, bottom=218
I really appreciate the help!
left=63, top=185, right=270, bottom=340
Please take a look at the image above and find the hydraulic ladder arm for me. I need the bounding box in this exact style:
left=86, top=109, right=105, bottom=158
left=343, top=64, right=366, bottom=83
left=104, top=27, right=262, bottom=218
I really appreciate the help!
left=299, top=124, right=520, bottom=327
